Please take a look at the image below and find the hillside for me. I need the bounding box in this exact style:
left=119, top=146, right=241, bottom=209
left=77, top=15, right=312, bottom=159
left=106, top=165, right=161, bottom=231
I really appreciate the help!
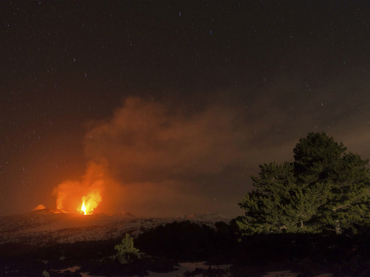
left=0, top=209, right=229, bottom=245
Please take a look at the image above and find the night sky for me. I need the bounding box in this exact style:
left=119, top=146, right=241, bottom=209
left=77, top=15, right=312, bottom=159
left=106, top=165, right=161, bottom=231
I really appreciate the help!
left=2, top=1, right=370, bottom=217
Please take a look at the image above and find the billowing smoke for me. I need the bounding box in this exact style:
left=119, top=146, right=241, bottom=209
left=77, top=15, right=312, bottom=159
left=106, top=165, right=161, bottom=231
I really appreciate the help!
left=53, top=160, right=121, bottom=214
left=32, top=204, right=46, bottom=211
left=53, top=97, right=248, bottom=217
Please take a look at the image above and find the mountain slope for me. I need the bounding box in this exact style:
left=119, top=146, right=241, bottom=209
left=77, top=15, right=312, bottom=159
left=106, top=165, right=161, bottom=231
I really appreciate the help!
left=0, top=209, right=230, bottom=245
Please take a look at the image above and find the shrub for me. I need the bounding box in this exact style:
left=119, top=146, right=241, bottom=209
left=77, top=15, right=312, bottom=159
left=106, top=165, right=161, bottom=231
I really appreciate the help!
left=114, top=234, right=139, bottom=264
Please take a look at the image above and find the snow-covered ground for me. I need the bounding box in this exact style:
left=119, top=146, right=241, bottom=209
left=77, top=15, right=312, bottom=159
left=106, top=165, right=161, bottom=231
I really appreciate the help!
left=0, top=209, right=230, bottom=245
left=58, top=262, right=232, bottom=277
left=0, top=210, right=338, bottom=277
left=58, top=264, right=335, bottom=277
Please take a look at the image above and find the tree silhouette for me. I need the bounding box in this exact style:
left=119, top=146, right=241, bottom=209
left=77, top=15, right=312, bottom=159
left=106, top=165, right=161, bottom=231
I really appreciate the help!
left=238, top=132, right=370, bottom=235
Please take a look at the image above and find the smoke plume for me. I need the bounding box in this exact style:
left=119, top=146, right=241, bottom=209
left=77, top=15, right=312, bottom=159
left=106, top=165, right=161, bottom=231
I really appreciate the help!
left=53, top=97, right=248, bottom=216
left=52, top=160, right=120, bottom=214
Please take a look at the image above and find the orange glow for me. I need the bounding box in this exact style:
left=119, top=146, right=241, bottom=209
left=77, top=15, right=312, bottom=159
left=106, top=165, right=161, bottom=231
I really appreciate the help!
left=79, top=192, right=102, bottom=215
left=32, top=204, right=46, bottom=211
left=81, top=200, right=87, bottom=215
left=53, top=161, right=109, bottom=214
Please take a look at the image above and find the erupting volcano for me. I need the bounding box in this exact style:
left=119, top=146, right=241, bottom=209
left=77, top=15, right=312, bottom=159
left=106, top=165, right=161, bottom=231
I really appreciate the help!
left=81, top=201, right=87, bottom=215
left=79, top=192, right=102, bottom=215
left=52, top=161, right=116, bottom=215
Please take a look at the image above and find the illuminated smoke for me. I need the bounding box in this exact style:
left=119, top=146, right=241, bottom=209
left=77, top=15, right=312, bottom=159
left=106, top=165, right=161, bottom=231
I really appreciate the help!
left=53, top=97, right=248, bottom=216
left=52, top=160, right=117, bottom=214
left=32, top=204, right=46, bottom=211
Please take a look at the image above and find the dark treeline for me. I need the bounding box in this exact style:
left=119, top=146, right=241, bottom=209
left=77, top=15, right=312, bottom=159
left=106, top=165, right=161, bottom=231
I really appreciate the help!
left=2, top=221, right=370, bottom=276
left=136, top=220, right=370, bottom=276
left=136, top=220, right=239, bottom=262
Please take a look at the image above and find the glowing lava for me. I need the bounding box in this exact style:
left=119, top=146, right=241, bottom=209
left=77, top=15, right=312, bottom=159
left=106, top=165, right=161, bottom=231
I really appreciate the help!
left=81, top=200, right=87, bottom=215
left=79, top=192, right=102, bottom=215
left=54, top=161, right=112, bottom=214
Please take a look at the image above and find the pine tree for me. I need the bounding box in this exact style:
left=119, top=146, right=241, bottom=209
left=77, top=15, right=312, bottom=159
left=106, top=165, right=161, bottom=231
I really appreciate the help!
left=238, top=162, right=325, bottom=234
left=114, top=233, right=139, bottom=264
left=294, top=133, right=370, bottom=234
left=237, top=132, right=370, bottom=235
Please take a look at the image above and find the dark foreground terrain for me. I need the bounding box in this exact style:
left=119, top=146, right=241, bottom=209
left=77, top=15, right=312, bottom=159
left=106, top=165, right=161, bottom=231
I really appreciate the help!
left=2, top=221, right=370, bottom=277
